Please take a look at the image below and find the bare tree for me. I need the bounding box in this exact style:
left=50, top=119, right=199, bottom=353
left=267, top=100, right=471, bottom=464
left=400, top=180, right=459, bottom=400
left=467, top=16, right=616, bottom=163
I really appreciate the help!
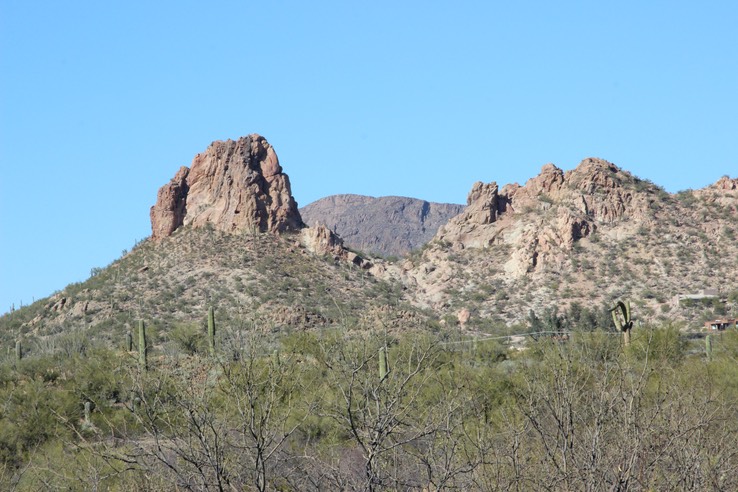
left=319, top=334, right=459, bottom=491
left=508, top=329, right=738, bottom=491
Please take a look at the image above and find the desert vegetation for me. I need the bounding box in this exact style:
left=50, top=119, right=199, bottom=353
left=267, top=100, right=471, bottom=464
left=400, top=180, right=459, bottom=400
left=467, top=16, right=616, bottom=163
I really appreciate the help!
left=2, top=308, right=738, bottom=490
left=1, top=156, right=735, bottom=490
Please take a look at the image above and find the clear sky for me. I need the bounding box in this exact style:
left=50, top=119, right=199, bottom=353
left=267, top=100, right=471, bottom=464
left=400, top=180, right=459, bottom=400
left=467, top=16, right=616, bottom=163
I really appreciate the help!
left=1, top=1, right=737, bottom=313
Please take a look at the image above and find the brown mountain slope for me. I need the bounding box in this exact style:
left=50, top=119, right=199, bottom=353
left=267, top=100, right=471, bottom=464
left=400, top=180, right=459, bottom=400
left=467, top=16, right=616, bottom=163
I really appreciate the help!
left=385, top=159, right=738, bottom=327
left=0, top=225, right=431, bottom=350
left=300, top=195, right=464, bottom=257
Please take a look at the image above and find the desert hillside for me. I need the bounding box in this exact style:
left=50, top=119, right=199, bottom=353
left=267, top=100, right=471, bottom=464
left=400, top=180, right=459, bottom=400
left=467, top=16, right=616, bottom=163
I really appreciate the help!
left=386, top=159, right=738, bottom=326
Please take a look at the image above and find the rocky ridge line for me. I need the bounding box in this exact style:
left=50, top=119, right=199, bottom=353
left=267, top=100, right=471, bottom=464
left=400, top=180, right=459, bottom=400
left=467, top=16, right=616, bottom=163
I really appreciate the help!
left=436, top=158, right=657, bottom=275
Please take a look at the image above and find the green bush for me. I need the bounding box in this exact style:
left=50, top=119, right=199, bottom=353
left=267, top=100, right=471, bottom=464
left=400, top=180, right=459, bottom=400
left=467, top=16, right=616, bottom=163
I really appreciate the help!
left=169, top=323, right=206, bottom=355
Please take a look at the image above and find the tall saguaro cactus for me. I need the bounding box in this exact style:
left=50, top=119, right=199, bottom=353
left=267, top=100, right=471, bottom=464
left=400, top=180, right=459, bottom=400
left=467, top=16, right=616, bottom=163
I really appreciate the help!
left=379, top=346, right=389, bottom=381
left=138, top=320, right=147, bottom=371
left=706, top=334, right=713, bottom=361
left=208, top=306, right=216, bottom=356
left=15, top=340, right=22, bottom=362
left=610, top=300, right=634, bottom=347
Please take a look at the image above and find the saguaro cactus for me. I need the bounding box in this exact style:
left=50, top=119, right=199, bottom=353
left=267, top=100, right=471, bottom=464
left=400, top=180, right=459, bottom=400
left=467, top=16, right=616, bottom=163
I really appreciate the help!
left=125, top=332, right=133, bottom=352
left=379, top=346, right=389, bottom=381
left=15, top=340, right=22, bottom=361
left=138, top=320, right=147, bottom=370
left=208, top=306, right=216, bottom=356
left=706, top=334, right=713, bottom=361
left=610, top=300, right=634, bottom=347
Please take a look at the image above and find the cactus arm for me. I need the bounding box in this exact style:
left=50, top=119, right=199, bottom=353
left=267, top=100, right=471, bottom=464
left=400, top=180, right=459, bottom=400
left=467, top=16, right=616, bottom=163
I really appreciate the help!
left=611, top=308, right=623, bottom=331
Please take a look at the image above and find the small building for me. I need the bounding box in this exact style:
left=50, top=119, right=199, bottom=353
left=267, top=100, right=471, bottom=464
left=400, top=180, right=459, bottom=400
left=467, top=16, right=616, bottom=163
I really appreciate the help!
left=704, top=319, right=737, bottom=331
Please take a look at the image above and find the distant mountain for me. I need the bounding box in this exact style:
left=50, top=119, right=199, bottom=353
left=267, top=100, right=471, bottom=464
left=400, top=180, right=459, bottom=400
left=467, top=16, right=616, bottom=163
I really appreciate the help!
left=300, top=195, right=464, bottom=257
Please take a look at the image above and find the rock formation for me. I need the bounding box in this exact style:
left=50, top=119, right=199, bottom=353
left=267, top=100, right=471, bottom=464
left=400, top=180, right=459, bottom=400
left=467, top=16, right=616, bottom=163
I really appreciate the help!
left=695, top=175, right=738, bottom=208
left=436, top=158, right=657, bottom=276
left=150, top=166, right=189, bottom=240
left=9, top=141, right=738, bottom=334
left=300, top=223, right=346, bottom=259
left=300, top=195, right=464, bottom=257
left=150, top=135, right=303, bottom=241
left=712, top=176, right=738, bottom=191
left=301, top=223, right=371, bottom=268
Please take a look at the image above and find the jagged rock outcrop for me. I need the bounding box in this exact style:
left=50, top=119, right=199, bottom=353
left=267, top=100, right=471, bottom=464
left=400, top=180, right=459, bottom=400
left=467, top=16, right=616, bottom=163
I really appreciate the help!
left=151, top=135, right=303, bottom=241
left=460, top=182, right=502, bottom=225
left=300, top=224, right=346, bottom=258
left=712, top=176, right=738, bottom=191
left=695, top=175, right=738, bottom=209
left=150, top=166, right=190, bottom=240
left=300, top=195, right=464, bottom=257
left=436, top=158, right=658, bottom=275
left=300, top=224, right=371, bottom=268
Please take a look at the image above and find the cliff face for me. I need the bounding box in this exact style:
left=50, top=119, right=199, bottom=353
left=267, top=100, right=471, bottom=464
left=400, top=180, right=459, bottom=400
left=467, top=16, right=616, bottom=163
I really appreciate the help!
left=300, top=195, right=464, bottom=257
left=150, top=135, right=303, bottom=241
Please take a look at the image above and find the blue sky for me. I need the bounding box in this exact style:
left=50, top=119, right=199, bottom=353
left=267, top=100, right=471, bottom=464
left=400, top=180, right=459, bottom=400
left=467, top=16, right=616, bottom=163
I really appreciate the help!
left=1, top=1, right=737, bottom=313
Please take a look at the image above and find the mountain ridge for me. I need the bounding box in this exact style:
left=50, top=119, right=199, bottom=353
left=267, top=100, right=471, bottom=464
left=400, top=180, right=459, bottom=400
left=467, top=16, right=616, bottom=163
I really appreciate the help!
left=2, top=135, right=737, bottom=345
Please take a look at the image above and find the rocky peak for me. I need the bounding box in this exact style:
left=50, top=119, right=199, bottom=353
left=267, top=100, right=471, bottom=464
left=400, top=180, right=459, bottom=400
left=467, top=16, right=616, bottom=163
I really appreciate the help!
left=565, top=158, right=625, bottom=193
left=525, top=163, right=565, bottom=195
left=695, top=174, right=738, bottom=207
left=150, top=166, right=190, bottom=241
left=150, top=134, right=303, bottom=241
left=435, top=157, right=656, bottom=275
left=711, top=175, right=738, bottom=191
left=462, top=182, right=501, bottom=225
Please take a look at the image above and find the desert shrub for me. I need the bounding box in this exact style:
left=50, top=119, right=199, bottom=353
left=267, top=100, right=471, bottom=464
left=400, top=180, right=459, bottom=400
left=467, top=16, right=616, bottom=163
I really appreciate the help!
left=630, top=324, right=686, bottom=364
left=169, top=323, right=206, bottom=355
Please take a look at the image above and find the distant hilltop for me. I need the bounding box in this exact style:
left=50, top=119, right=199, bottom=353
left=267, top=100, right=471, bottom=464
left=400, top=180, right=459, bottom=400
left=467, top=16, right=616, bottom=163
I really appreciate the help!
left=300, top=195, right=464, bottom=257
